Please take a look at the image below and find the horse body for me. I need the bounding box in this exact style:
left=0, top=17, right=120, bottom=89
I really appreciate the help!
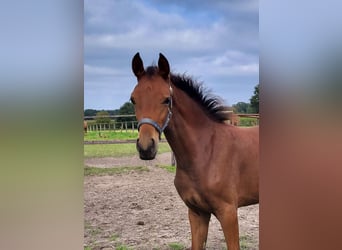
left=131, top=53, right=259, bottom=250
left=165, top=89, right=259, bottom=249
left=84, top=120, right=88, bottom=133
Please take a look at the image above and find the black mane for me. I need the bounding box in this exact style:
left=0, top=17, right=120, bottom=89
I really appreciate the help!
left=170, top=73, right=230, bottom=123
left=145, top=66, right=230, bottom=123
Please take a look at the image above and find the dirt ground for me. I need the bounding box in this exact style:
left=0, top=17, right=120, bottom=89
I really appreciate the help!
left=84, top=153, right=259, bottom=250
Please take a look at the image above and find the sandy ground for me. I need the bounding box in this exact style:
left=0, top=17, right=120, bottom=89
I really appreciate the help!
left=84, top=153, right=259, bottom=250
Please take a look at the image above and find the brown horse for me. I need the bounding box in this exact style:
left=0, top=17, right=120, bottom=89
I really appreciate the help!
left=84, top=120, right=88, bottom=133
left=130, top=53, right=259, bottom=250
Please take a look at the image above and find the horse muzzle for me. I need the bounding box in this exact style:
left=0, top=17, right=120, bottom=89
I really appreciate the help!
left=136, top=138, right=158, bottom=160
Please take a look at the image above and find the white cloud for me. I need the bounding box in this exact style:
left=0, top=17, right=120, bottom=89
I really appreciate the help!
left=173, top=50, right=258, bottom=78
left=84, top=0, right=258, bottom=109
left=85, top=0, right=185, bottom=32
left=85, top=27, right=219, bottom=52
left=222, top=1, right=259, bottom=13
left=84, top=64, right=123, bottom=76
left=84, top=0, right=254, bottom=53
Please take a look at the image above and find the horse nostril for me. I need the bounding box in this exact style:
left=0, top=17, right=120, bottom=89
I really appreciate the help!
left=136, top=139, right=141, bottom=150
left=136, top=137, right=157, bottom=160
left=136, top=138, right=156, bottom=153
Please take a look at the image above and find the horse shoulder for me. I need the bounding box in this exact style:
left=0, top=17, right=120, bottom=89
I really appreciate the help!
left=174, top=165, right=214, bottom=213
left=206, top=126, right=259, bottom=206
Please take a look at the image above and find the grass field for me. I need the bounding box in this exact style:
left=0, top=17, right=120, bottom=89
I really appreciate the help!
left=83, top=120, right=257, bottom=158
left=84, top=130, right=168, bottom=141
left=158, top=164, right=176, bottom=173
left=84, top=142, right=171, bottom=158
left=84, top=130, right=139, bottom=141
left=84, top=118, right=258, bottom=143
left=84, top=166, right=149, bottom=176
left=239, top=117, right=259, bottom=126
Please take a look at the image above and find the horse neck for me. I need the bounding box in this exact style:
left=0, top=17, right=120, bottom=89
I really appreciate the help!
left=164, top=88, right=216, bottom=167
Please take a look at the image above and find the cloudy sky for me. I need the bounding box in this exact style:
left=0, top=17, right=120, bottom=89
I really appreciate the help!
left=84, top=0, right=258, bottom=110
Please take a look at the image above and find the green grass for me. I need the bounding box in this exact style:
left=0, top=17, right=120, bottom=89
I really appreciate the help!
left=84, top=222, right=102, bottom=250
left=84, top=143, right=137, bottom=158
left=84, top=130, right=139, bottom=141
left=84, top=222, right=133, bottom=250
left=239, top=117, right=259, bottom=127
left=84, top=142, right=171, bottom=158
left=109, top=233, right=119, bottom=242
left=84, top=222, right=102, bottom=236
left=168, top=242, right=186, bottom=250
left=84, top=130, right=166, bottom=141
left=84, top=166, right=149, bottom=176
left=115, top=244, right=133, bottom=250
left=158, top=165, right=176, bottom=173
left=239, top=235, right=252, bottom=250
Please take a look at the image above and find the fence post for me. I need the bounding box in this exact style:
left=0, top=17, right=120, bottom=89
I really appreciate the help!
left=171, top=152, right=176, bottom=166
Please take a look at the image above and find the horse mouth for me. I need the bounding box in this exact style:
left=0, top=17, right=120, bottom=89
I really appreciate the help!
left=136, top=139, right=158, bottom=160
left=139, top=152, right=157, bottom=160
left=138, top=148, right=157, bottom=160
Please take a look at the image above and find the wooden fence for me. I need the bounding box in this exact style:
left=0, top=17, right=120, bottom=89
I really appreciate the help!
left=86, top=121, right=137, bottom=132
left=84, top=114, right=259, bottom=166
left=84, top=113, right=259, bottom=132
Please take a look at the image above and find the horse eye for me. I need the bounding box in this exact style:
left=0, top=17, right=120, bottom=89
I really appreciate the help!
left=162, top=97, right=171, bottom=105
left=130, top=97, right=136, bottom=105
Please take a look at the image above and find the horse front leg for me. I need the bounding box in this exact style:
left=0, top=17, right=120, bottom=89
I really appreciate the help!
left=188, top=208, right=211, bottom=250
left=217, top=204, right=240, bottom=250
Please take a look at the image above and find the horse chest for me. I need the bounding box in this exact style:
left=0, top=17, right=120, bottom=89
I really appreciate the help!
left=174, top=172, right=212, bottom=214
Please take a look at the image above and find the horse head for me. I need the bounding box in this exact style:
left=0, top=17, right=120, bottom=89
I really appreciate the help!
left=131, top=53, right=173, bottom=160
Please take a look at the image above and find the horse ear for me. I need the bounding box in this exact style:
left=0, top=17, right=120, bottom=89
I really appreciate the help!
left=158, top=53, right=170, bottom=80
left=132, top=52, right=145, bottom=79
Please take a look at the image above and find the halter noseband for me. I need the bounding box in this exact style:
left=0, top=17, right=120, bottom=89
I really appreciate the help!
left=137, top=83, right=173, bottom=139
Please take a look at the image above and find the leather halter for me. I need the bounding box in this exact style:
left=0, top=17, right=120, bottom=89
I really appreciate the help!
left=137, top=82, right=173, bottom=139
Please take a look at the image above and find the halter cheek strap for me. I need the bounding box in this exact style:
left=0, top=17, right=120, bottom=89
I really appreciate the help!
left=137, top=108, right=172, bottom=139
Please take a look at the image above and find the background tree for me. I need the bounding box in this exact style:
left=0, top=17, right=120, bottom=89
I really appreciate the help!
left=250, top=84, right=259, bottom=113
left=84, top=109, right=98, bottom=117
left=119, top=102, right=135, bottom=116
left=116, top=102, right=137, bottom=128
left=232, top=102, right=250, bottom=113
left=95, top=111, right=111, bottom=123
